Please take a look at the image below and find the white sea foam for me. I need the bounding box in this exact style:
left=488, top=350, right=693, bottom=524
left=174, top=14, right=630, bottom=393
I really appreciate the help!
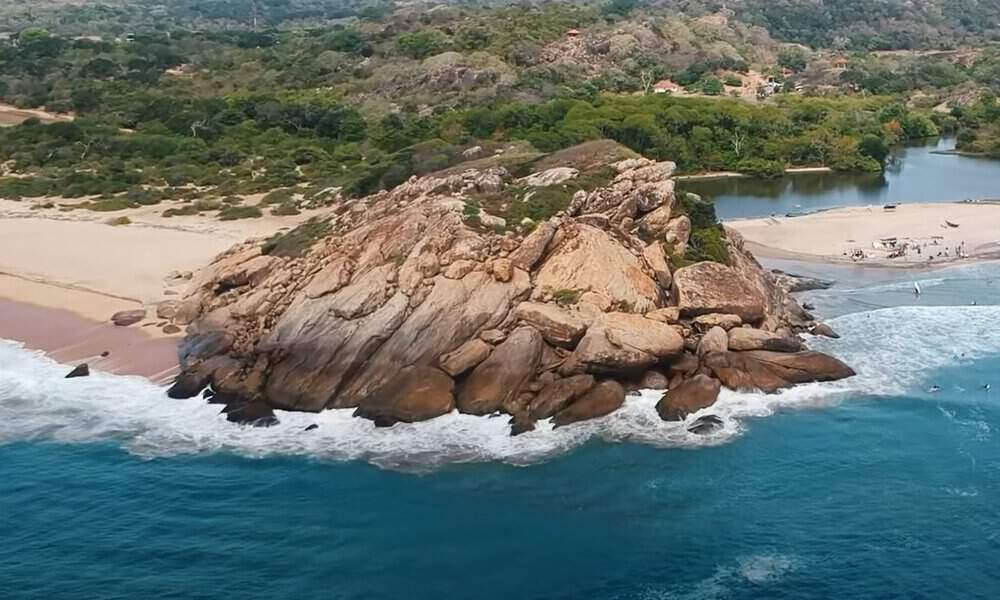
left=1, top=304, right=999, bottom=470
left=647, top=553, right=799, bottom=600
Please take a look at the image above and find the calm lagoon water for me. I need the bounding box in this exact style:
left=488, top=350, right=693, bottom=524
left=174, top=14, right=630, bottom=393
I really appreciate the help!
left=683, top=138, right=1000, bottom=219
left=3, top=261, right=1000, bottom=599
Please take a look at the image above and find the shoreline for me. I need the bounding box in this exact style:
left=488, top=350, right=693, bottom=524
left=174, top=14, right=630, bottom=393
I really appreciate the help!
left=675, top=166, right=833, bottom=181
left=0, top=295, right=180, bottom=383
left=727, top=202, right=1000, bottom=269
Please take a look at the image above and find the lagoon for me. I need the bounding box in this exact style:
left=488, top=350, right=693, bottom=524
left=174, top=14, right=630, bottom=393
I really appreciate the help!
left=683, top=138, right=1000, bottom=220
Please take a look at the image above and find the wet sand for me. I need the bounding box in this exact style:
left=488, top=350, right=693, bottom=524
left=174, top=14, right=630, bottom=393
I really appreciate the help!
left=0, top=297, right=179, bottom=383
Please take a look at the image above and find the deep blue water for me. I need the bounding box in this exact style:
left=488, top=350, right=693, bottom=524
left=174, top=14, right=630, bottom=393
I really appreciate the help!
left=3, top=262, right=1000, bottom=599
left=683, top=138, right=1000, bottom=219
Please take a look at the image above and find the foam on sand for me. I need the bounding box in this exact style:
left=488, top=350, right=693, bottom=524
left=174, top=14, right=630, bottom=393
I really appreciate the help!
left=2, top=305, right=999, bottom=471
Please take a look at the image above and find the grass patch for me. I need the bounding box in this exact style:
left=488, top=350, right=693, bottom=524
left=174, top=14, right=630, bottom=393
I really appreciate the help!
left=261, top=218, right=332, bottom=258
left=162, top=204, right=200, bottom=217
left=107, top=216, right=132, bottom=226
left=551, top=288, right=583, bottom=306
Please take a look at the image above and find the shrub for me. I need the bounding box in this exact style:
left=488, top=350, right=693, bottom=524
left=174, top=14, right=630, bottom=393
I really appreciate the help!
left=83, top=198, right=137, bottom=211
left=162, top=204, right=200, bottom=217
left=271, top=202, right=301, bottom=216
left=260, top=188, right=294, bottom=205
left=262, top=218, right=332, bottom=257
left=107, top=216, right=132, bottom=226
left=685, top=227, right=730, bottom=265
left=218, top=205, right=263, bottom=220
left=551, top=288, right=583, bottom=306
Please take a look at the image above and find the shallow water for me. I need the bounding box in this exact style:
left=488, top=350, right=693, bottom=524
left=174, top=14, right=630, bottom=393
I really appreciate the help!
left=2, top=262, right=1000, bottom=599
left=684, top=138, right=1000, bottom=219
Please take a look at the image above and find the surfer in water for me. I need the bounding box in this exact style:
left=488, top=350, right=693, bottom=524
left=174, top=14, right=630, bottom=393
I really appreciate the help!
left=929, top=385, right=942, bottom=393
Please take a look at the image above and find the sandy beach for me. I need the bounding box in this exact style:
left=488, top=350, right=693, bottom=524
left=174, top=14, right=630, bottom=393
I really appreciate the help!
left=0, top=197, right=326, bottom=377
left=728, top=202, right=1000, bottom=267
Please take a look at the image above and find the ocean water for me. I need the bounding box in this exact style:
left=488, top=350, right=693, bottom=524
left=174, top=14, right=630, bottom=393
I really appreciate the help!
left=2, top=262, right=1000, bottom=599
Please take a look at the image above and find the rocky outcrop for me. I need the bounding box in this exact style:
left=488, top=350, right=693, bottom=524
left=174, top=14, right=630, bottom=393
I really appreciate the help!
left=457, top=327, right=542, bottom=415
left=65, top=364, right=89, bottom=378
left=727, top=328, right=803, bottom=353
left=562, top=312, right=683, bottom=374
left=655, top=374, right=721, bottom=421
left=513, top=302, right=588, bottom=347
left=703, top=351, right=856, bottom=393
left=529, top=374, right=596, bottom=420
left=355, top=365, right=455, bottom=425
left=171, top=154, right=853, bottom=436
left=673, top=262, right=767, bottom=322
left=552, top=380, right=625, bottom=427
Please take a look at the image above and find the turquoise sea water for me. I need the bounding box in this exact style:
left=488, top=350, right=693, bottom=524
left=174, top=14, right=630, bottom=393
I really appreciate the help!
left=2, top=262, right=1000, bottom=599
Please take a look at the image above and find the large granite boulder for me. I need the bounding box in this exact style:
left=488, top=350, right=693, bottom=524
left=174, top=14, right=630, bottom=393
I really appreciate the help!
left=552, top=380, right=626, bottom=427
left=457, top=327, right=543, bottom=415
left=703, top=350, right=855, bottom=392
left=564, top=312, right=683, bottom=374
left=529, top=374, right=596, bottom=420
left=513, top=302, right=588, bottom=347
left=727, top=328, right=804, bottom=352
left=533, top=224, right=662, bottom=313
left=354, top=365, right=455, bottom=425
left=439, top=339, right=492, bottom=376
left=655, top=374, right=721, bottom=421
left=673, top=261, right=768, bottom=322
left=697, top=326, right=729, bottom=356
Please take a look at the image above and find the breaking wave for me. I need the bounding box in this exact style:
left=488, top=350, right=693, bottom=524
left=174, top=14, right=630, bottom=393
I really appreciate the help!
left=2, top=304, right=999, bottom=471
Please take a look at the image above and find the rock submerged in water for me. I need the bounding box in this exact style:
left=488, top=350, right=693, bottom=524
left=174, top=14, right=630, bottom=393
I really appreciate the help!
left=223, top=400, right=279, bottom=427
left=167, top=153, right=855, bottom=432
left=687, top=414, right=724, bottom=435
left=65, top=363, right=90, bottom=378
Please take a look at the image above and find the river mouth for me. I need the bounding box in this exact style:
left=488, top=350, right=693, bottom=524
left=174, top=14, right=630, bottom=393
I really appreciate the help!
left=682, top=137, right=1000, bottom=220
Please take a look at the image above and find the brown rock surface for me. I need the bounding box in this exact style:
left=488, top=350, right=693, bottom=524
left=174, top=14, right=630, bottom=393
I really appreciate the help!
left=704, top=350, right=855, bottom=392
left=552, top=380, right=625, bottom=427
left=513, top=302, right=588, bottom=347
left=655, top=374, right=721, bottom=421
left=727, top=328, right=804, bottom=353
left=533, top=224, right=662, bottom=313
left=529, top=374, right=596, bottom=420
left=673, top=261, right=768, bottom=322
left=457, top=327, right=543, bottom=415
left=354, top=365, right=456, bottom=425
left=439, top=339, right=492, bottom=376
left=566, top=312, right=683, bottom=373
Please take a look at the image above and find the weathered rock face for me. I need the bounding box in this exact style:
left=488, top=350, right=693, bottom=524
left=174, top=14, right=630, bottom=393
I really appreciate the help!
left=172, top=154, right=849, bottom=434
left=457, top=327, right=543, bottom=415
left=655, top=374, right=721, bottom=421
left=530, top=374, right=596, bottom=420
left=673, top=262, right=768, bottom=322
left=552, top=380, right=626, bottom=427
left=703, top=351, right=855, bottom=393
left=532, top=224, right=662, bottom=313
left=727, top=328, right=804, bottom=353
left=355, top=365, right=455, bottom=425
left=513, top=302, right=588, bottom=348
left=563, top=312, right=683, bottom=374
